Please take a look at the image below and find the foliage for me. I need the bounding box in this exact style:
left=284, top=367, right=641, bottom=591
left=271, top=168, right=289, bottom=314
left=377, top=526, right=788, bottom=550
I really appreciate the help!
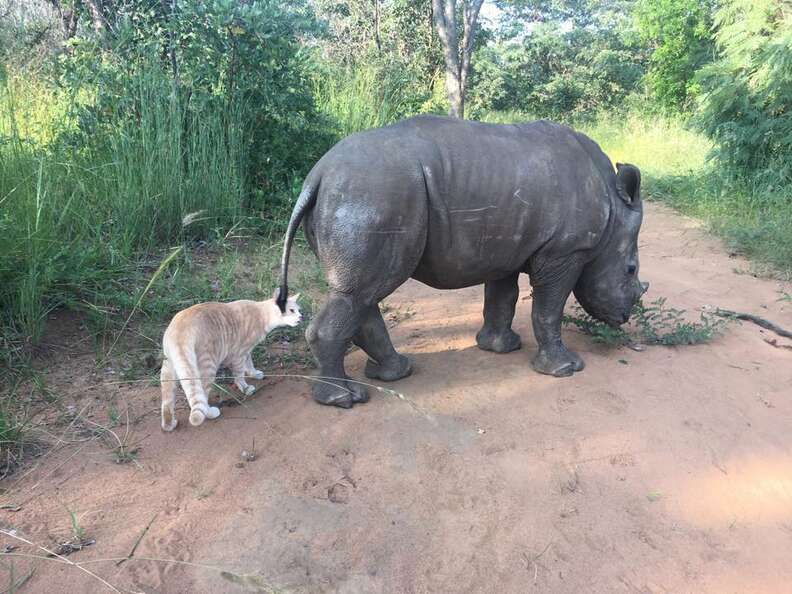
left=634, top=0, right=716, bottom=112
left=563, top=298, right=729, bottom=347
left=0, top=0, right=334, bottom=370
left=633, top=0, right=715, bottom=111
left=59, top=0, right=331, bottom=205
left=469, top=3, right=645, bottom=120
left=696, top=0, right=792, bottom=185
left=313, top=64, right=420, bottom=138
left=314, top=0, right=444, bottom=114
left=584, top=113, right=792, bottom=276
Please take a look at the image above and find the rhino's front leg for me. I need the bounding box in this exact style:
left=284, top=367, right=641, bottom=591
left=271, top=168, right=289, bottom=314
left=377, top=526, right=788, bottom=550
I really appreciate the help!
left=529, top=265, right=585, bottom=377
left=476, top=272, right=522, bottom=353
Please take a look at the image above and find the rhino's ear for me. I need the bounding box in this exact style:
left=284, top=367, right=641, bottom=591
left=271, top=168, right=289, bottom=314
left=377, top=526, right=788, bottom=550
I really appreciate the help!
left=616, top=162, right=641, bottom=208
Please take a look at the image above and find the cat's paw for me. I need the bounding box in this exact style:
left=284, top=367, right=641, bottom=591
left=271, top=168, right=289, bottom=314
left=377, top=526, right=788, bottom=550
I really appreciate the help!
left=161, top=418, right=178, bottom=432
left=189, top=409, right=206, bottom=426
left=251, top=369, right=265, bottom=380
left=243, top=385, right=256, bottom=396
left=206, top=406, right=221, bottom=419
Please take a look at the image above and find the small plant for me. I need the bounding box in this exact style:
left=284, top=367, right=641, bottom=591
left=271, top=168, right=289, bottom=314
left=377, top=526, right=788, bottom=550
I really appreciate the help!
left=779, top=291, right=791, bottom=303
left=54, top=505, right=95, bottom=556
left=107, top=406, right=119, bottom=428
left=562, top=312, right=630, bottom=346
left=563, top=297, right=729, bottom=347
left=68, top=509, right=85, bottom=543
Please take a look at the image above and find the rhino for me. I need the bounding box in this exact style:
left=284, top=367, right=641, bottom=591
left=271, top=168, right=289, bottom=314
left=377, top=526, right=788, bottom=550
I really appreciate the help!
left=277, top=115, right=647, bottom=408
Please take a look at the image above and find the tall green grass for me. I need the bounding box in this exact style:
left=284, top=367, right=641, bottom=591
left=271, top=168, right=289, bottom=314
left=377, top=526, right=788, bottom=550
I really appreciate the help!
left=0, top=63, right=249, bottom=366
left=313, top=65, right=417, bottom=137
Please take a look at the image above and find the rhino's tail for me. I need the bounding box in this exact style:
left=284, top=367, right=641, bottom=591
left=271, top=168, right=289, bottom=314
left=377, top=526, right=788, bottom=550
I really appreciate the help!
left=277, top=182, right=318, bottom=312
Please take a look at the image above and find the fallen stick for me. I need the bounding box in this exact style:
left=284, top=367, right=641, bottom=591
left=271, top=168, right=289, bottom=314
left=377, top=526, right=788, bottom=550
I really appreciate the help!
left=715, top=309, right=792, bottom=339
left=764, top=337, right=792, bottom=351
left=116, top=513, right=158, bottom=567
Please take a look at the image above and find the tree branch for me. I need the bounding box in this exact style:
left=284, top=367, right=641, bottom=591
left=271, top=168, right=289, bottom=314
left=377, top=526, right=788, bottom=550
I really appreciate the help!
left=715, top=309, right=792, bottom=339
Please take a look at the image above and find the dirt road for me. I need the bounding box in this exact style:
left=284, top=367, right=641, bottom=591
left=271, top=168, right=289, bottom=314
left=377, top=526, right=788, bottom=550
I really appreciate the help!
left=3, top=202, right=792, bottom=593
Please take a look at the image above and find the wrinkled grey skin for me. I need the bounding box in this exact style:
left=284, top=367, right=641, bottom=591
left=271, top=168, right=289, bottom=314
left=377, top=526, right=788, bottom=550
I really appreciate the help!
left=278, top=115, right=647, bottom=408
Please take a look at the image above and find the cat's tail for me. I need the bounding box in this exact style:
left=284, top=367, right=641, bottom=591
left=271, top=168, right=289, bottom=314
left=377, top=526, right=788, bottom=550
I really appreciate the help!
left=277, top=180, right=319, bottom=312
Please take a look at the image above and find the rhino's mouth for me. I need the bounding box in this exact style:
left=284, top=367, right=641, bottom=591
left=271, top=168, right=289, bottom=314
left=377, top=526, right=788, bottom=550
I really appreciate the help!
left=595, top=310, right=631, bottom=328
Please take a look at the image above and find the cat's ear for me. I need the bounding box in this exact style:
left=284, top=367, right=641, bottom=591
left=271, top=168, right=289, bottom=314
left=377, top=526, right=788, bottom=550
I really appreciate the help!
left=290, top=293, right=301, bottom=303
left=272, top=287, right=280, bottom=301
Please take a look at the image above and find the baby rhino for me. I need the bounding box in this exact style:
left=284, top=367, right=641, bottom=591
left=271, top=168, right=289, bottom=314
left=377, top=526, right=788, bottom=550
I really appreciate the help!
left=160, top=290, right=302, bottom=431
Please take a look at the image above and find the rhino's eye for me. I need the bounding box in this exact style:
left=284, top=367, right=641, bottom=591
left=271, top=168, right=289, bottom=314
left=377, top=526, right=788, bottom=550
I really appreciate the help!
left=627, top=264, right=637, bottom=275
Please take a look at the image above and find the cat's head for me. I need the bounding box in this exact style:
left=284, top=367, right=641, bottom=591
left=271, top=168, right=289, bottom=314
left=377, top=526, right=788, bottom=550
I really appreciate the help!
left=272, top=289, right=302, bottom=327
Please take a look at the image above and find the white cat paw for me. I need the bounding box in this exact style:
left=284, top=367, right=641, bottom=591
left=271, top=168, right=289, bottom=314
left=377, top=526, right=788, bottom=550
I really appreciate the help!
left=251, top=369, right=265, bottom=380
left=206, top=406, right=221, bottom=419
left=161, top=418, right=178, bottom=432
left=189, top=409, right=206, bottom=426
left=243, top=385, right=256, bottom=396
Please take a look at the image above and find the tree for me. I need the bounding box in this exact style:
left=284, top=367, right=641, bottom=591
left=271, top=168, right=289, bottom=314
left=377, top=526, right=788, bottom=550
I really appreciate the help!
left=634, top=0, right=716, bottom=112
left=467, top=0, right=644, bottom=119
left=432, top=0, right=485, bottom=118
left=696, top=0, right=792, bottom=181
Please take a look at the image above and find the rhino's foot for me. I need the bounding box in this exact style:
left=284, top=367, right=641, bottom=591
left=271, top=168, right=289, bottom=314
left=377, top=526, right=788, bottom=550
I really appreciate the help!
left=364, top=354, right=412, bottom=382
left=476, top=327, right=522, bottom=354
left=313, top=379, right=370, bottom=409
left=532, top=347, right=585, bottom=377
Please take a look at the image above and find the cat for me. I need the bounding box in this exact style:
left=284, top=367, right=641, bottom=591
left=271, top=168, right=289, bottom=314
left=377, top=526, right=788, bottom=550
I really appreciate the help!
left=160, top=290, right=302, bottom=431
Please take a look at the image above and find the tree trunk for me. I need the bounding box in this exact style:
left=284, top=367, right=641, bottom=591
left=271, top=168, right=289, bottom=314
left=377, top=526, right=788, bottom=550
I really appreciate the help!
left=84, top=0, right=107, bottom=36
left=460, top=0, right=484, bottom=114
left=431, top=0, right=484, bottom=119
left=374, top=0, right=381, bottom=52
left=45, top=0, right=79, bottom=41
left=164, top=0, right=179, bottom=84
left=432, top=0, right=462, bottom=117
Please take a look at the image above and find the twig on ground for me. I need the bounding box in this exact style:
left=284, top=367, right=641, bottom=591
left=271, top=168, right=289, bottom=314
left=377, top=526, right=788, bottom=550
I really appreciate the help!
left=116, top=513, right=158, bottom=566
left=715, top=309, right=792, bottom=339
left=522, top=541, right=552, bottom=584
left=764, top=337, right=792, bottom=351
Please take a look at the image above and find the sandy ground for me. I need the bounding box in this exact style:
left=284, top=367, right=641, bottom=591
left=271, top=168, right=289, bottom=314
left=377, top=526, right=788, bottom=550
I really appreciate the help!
left=2, top=202, right=792, bottom=594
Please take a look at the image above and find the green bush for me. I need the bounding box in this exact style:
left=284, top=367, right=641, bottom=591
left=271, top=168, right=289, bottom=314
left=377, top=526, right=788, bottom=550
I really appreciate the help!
left=467, top=15, right=644, bottom=121
left=634, top=0, right=716, bottom=113
left=0, top=0, right=335, bottom=365
left=696, top=0, right=792, bottom=186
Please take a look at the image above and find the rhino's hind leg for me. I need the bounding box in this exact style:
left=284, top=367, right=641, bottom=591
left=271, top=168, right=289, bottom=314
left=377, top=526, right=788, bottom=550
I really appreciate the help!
left=529, top=263, right=585, bottom=377
left=356, top=305, right=412, bottom=382
left=476, top=272, right=522, bottom=354
left=306, top=291, right=371, bottom=408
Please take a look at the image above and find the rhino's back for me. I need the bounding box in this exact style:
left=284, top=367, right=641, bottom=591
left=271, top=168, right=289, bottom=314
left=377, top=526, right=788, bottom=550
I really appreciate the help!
left=394, top=117, right=615, bottom=288
left=309, top=116, right=616, bottom=290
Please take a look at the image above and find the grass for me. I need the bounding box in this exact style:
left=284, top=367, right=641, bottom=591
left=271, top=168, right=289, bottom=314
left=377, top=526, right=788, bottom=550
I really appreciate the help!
left=313, top=64, right=430, bottom=137
left=0, top=65, right=251, bottom=362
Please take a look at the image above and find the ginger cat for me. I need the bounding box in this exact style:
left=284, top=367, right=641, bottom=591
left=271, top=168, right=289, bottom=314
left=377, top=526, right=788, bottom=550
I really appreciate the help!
left=160, top=290, right=302, bottom=431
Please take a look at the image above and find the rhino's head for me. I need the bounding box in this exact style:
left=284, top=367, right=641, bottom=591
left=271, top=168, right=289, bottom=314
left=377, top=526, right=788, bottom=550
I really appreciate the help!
left=573, top=163, right=648, bottom=326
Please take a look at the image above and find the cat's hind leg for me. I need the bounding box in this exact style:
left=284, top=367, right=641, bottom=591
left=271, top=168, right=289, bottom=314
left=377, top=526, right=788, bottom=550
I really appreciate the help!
left=172, top=357, right=220, bottom=426
left=160, top=358, right=179, bottom=432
